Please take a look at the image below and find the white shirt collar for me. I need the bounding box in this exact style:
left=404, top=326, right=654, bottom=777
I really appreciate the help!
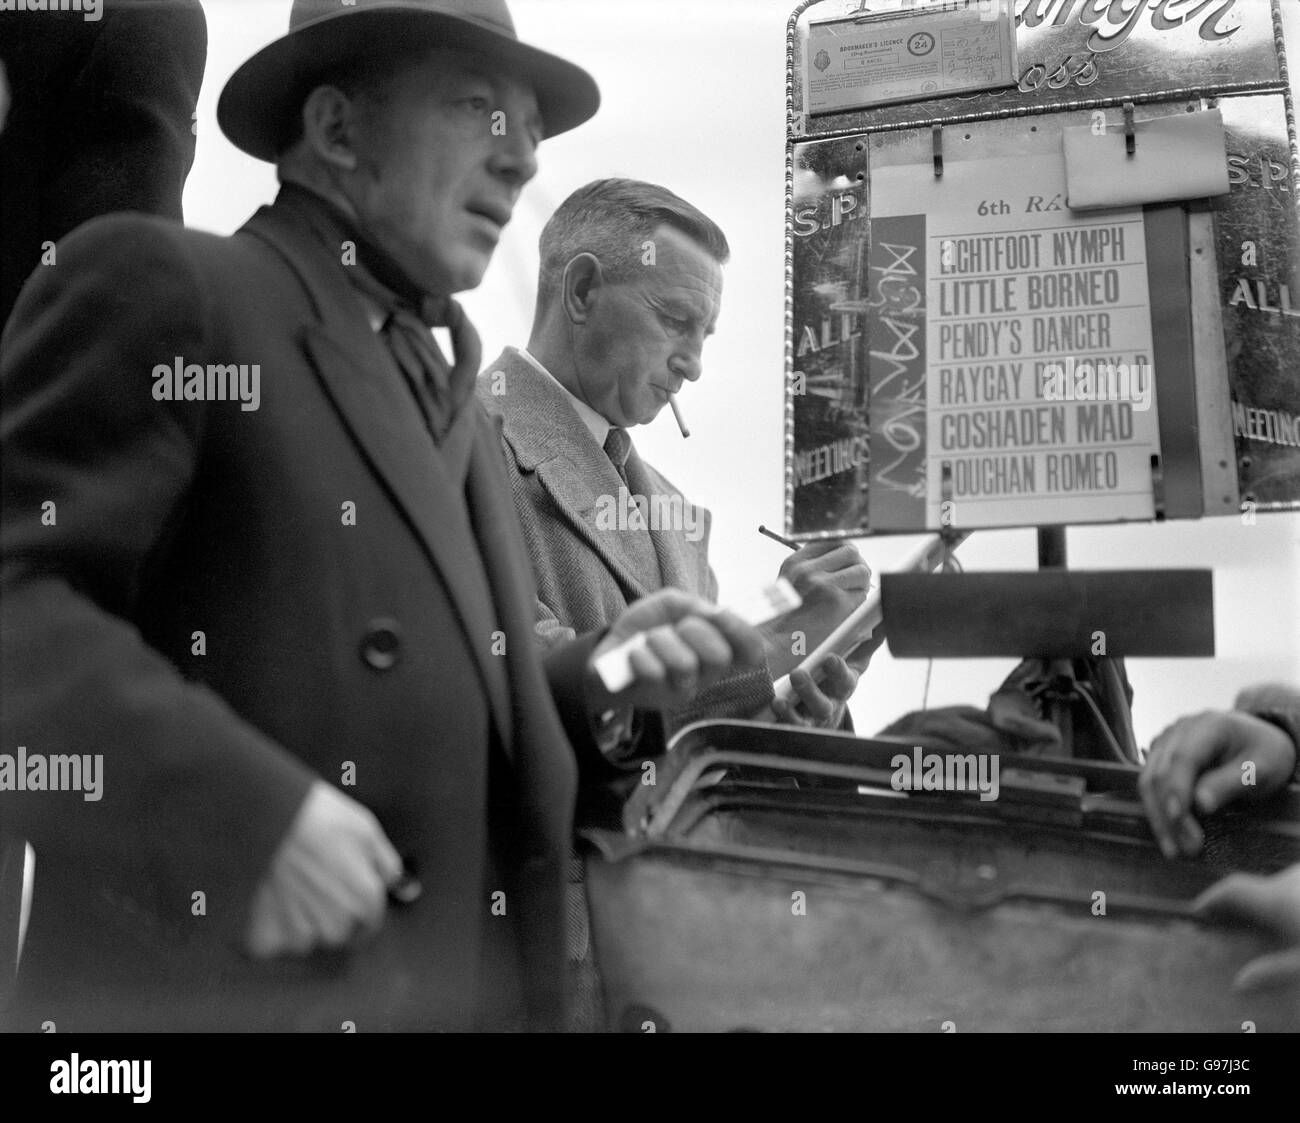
left=513, top=346, right=611, bottom=446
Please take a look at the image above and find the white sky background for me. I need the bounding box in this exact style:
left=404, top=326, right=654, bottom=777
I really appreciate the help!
left=185, top=0, right=1300, bottom=747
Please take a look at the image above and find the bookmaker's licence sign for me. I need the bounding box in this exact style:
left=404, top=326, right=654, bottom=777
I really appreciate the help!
left=805, top=1, right=1018, bottom=115
left=866, top=153, right=1159, bottom=531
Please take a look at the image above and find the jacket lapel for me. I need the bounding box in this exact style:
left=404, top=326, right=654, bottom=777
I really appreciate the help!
left=245, top=204, right=513, bottom=752
left=464, top=408, right=548, bottom=735
left=622, top=449, right=713, bottom=596
left=482, top=350, right=662, bottom=600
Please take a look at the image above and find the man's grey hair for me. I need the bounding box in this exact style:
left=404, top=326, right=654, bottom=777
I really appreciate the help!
left=538, top=178, right=730, bottom=302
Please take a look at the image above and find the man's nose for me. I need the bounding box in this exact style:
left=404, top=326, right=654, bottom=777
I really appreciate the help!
left=669, top=349, right=703, bottom=383
left=488, top=121, right=539, bottom=187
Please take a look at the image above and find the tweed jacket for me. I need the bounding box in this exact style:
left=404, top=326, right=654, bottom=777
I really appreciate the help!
left=478, top=349, right=774, bottom=726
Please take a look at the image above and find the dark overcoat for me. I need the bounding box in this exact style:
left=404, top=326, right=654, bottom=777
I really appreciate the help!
left=0, top=197, right=609, bottom=1031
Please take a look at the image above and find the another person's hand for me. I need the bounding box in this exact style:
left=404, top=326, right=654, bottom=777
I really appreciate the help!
left=762, top=542, right=872, bottom=680
left=1196, top=864, right=1300, bottom=992
left=770, top=655, right=860, bottom=729
left=1139, top=710, right=1296, bottom=858
left=245, top=780, right=404, bottom=959
left=589, top=588, right=767, bottom=713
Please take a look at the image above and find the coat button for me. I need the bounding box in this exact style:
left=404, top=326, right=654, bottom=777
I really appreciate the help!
left=360, top=619, right=402, bottom=670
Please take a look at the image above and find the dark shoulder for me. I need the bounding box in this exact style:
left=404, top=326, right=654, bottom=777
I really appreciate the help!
left=1, top=214, right=269, bottom=363
left=57, top=212, right=225, bottom=270
left=4, top=215, right=192, bottom=325
left=52, top=212, right=291, bottom=301
left=12, top=214, right=240, bottom=329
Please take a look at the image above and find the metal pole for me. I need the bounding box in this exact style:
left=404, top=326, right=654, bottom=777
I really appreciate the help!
left=1037, top=525, right=1067, bottom=569
left=1037, top=526, right=1073, bottom=755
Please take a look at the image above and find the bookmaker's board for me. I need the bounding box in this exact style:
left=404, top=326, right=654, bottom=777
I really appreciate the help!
left=786, top=0, right=1300, bottom=536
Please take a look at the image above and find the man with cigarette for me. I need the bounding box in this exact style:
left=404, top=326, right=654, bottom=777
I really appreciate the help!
left=0, top=2, right=765, bottom=1032
left=479, top=178, right=873, bottom=729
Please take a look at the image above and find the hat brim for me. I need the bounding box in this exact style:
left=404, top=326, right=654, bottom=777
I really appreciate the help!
left=218, top=8, right=600, bottom=162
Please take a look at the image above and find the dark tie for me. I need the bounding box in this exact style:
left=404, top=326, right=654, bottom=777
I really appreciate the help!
left=273, top=184, right=483, bottom=442
left=603, top=427, right=632, bottom=485
left=381, top=296, right=482, bottom=443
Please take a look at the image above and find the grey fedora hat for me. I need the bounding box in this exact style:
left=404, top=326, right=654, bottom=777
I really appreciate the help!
left=218, top=0, right=600, bottom=162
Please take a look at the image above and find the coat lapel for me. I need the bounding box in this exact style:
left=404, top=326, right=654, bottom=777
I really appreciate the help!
left=245, top=204, right=513, bottom=752
left=464, top=408, right=550, bottom=734
left=482, top=350, right=662, bottom=600
left=622, top=449, right=713, bottom=596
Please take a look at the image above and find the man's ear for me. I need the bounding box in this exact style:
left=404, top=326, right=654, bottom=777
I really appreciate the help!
left=561, top=253, right=604, bottom=325
left=299, top=84, right=360, bottom=172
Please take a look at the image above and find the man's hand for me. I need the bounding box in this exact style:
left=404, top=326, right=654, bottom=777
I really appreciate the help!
left=245, top=781, right=404, bottom=959
left=770, top=655, right=860, bottom=729
left=762, top=542, right=872, bottom=680
left=1196, top=865, right=1300, bottom=992
left=589, top=588, right=766, bottom=713
left=1139, top=710, right=1296, bottom=859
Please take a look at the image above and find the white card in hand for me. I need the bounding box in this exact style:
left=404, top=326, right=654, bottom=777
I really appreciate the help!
left=594, top=579, right=801, bottom=694
left=725, top=577, right=802, bottom=627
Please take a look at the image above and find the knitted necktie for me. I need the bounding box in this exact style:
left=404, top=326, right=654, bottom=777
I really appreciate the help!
left=381, top=296, right=481, bottom=443
left=277, top=183, right=481, bottom=440
left=603, top=426, right=632, bottom=485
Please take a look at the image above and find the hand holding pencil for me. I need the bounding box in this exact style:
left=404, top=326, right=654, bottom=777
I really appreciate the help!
left=767, top=531, right=970, bottom=710
left=759, top=539, right=874, bottom=683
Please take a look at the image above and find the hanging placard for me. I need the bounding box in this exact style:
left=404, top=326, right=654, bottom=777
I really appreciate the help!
left=866, top=152, right=1161, bottom=530
left=805, top=0, right=1018, bottom=116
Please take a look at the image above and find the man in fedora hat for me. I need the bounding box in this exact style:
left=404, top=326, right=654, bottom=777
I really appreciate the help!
left=0, top=0, right=764, bottom=1032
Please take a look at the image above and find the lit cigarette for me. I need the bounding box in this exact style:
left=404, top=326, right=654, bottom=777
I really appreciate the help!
left=668, top=393, right=690, bottom=438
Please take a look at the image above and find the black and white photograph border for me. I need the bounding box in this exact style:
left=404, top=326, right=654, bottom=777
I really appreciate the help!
left=0, top=0, right=1298, bottom=1094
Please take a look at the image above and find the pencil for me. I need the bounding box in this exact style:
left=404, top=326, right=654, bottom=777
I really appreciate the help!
left=758, top=524, right=799, bottom=551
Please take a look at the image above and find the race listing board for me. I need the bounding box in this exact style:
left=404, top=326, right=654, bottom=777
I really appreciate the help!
left=865, top=153, right=1161, bottom=530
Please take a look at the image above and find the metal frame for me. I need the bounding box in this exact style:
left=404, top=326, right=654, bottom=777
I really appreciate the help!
left=784, top=0, right=1297, bottom=539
